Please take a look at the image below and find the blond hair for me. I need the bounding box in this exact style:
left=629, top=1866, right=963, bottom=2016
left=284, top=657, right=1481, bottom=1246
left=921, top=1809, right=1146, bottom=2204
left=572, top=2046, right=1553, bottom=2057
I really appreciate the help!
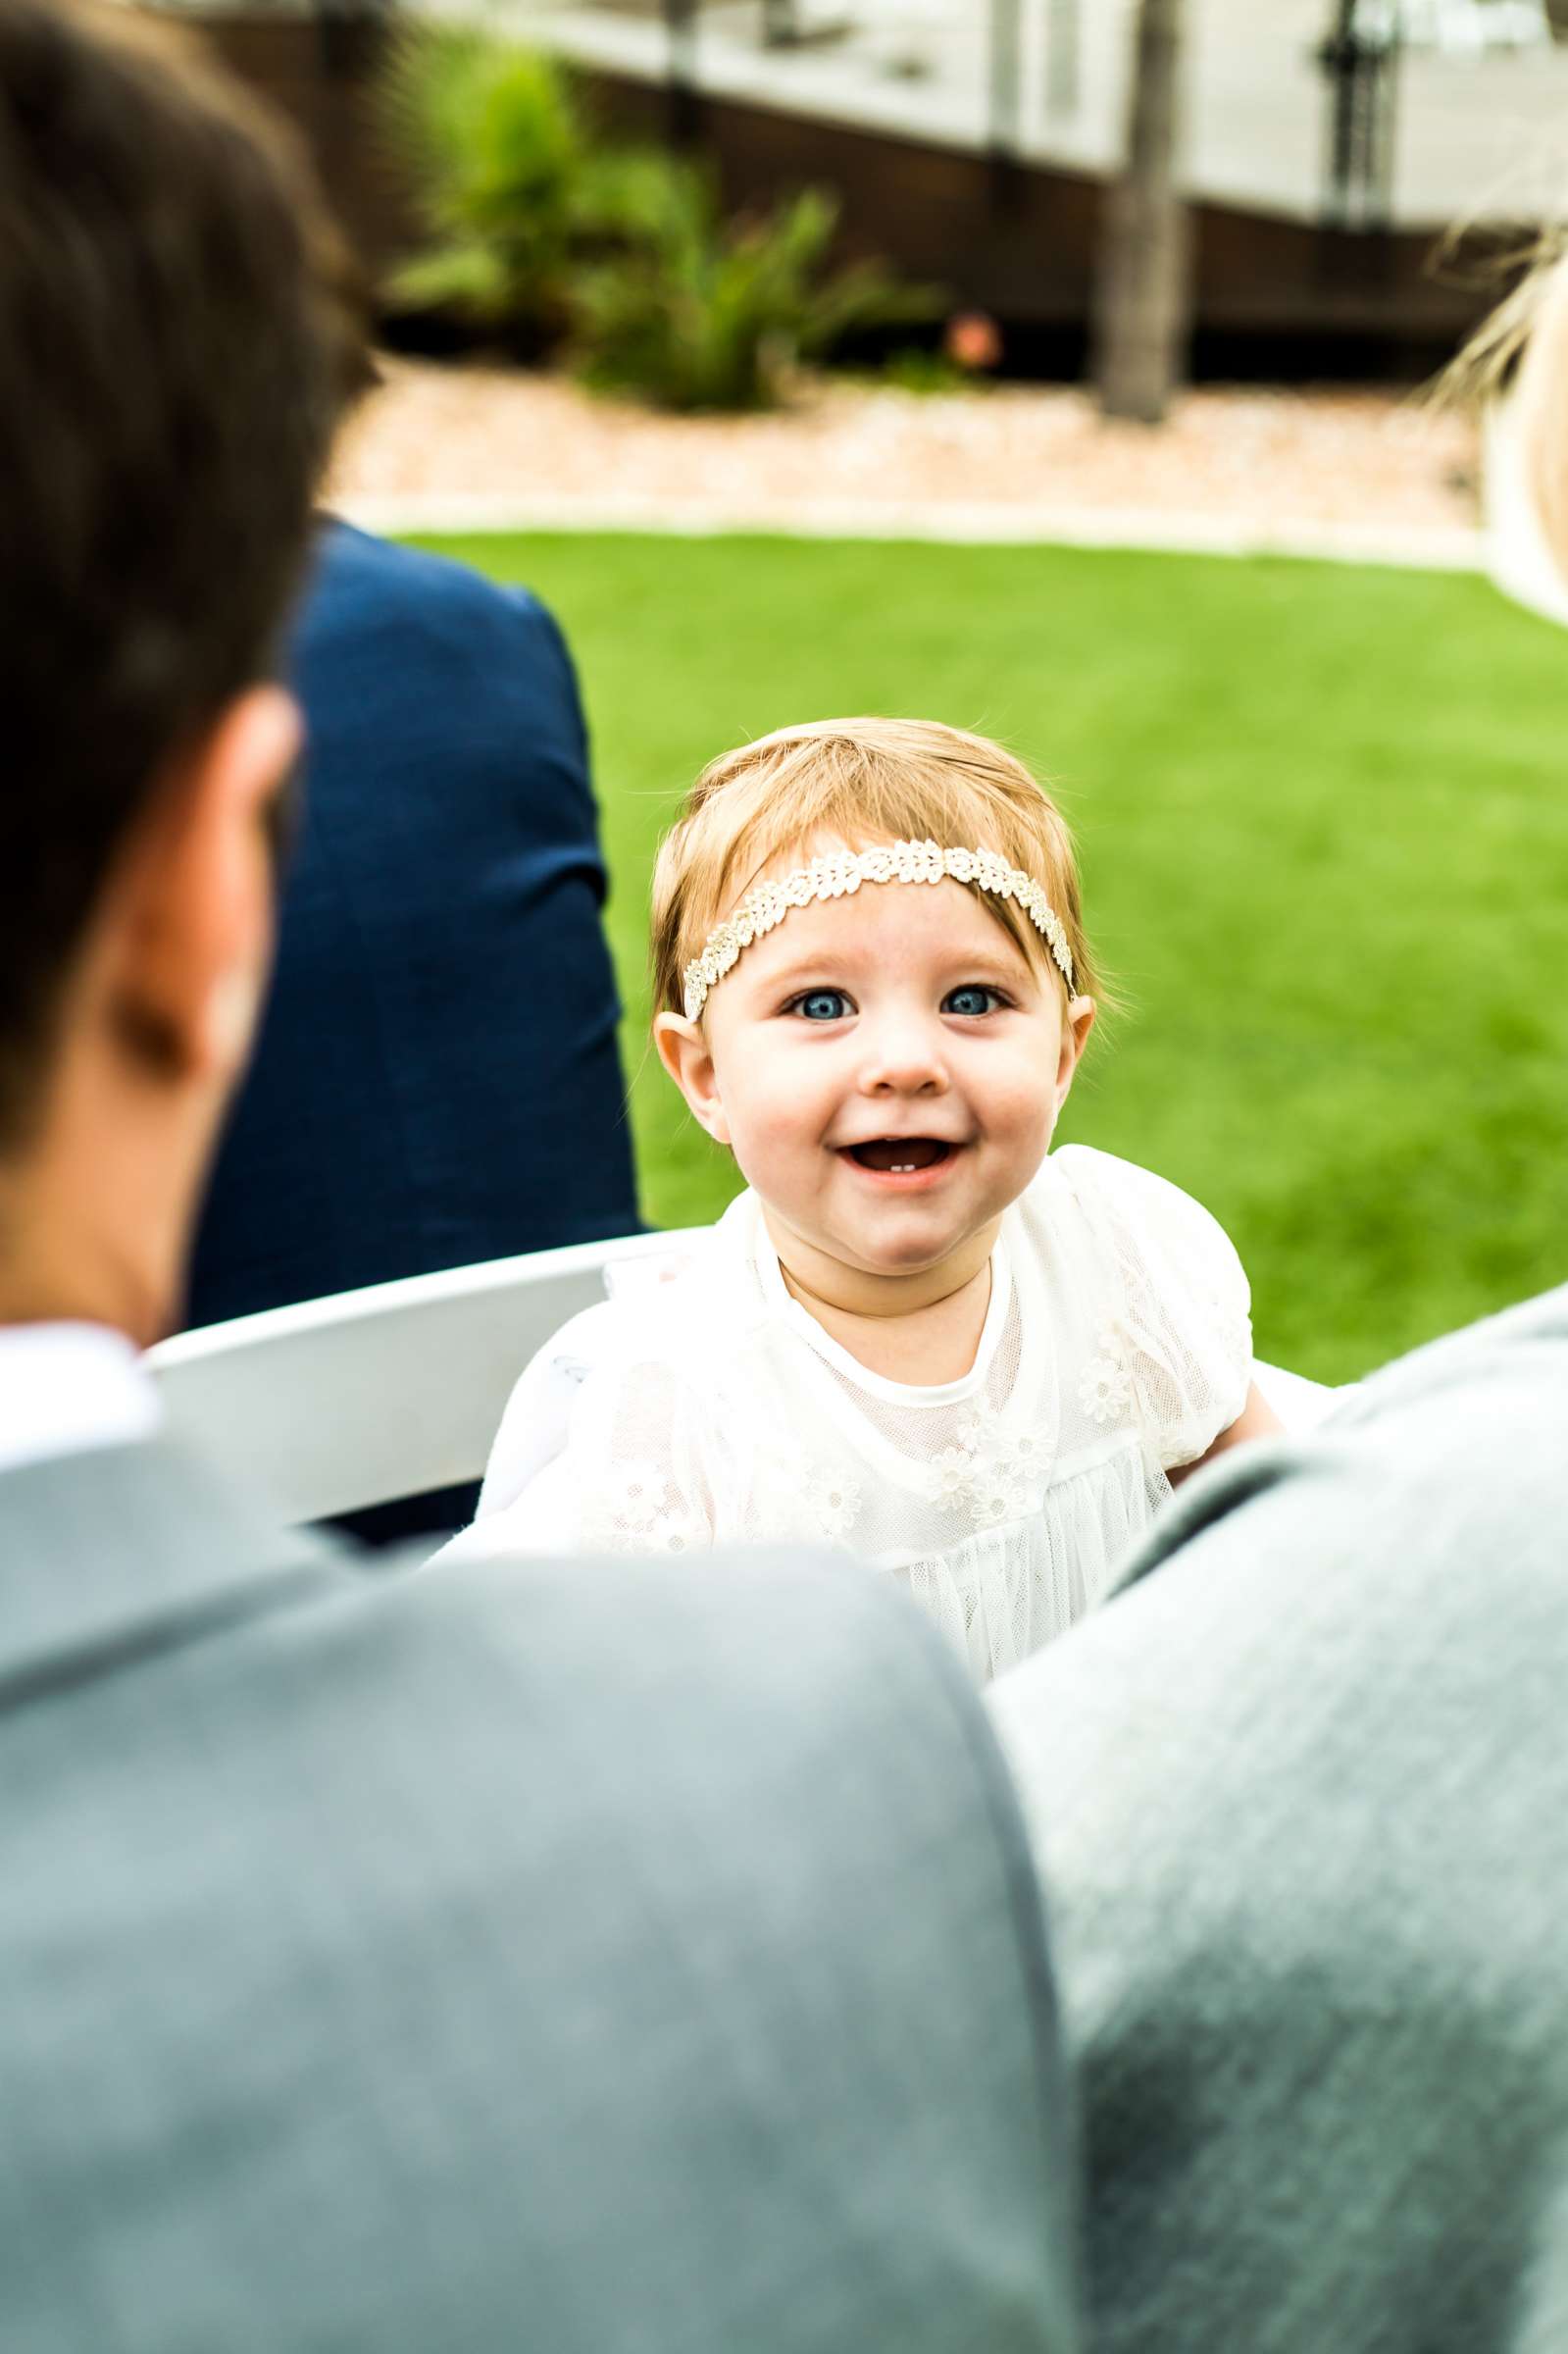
left=1510, top=252, right=1568, bottom=581
left=651, top=716, right=1102, bottom=1020
left=1442, top=234, right=1568, bottom=581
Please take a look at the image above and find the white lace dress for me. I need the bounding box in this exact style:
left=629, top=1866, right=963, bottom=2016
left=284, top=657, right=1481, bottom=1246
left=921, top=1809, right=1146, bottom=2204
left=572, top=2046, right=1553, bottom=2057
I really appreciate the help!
left=443, top=1145, right=1253, bottom=1683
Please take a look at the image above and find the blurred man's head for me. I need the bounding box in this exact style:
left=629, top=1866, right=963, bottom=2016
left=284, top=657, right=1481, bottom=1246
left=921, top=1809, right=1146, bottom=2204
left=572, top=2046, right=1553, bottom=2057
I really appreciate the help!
left=0, top=0, right=366, bottom=1337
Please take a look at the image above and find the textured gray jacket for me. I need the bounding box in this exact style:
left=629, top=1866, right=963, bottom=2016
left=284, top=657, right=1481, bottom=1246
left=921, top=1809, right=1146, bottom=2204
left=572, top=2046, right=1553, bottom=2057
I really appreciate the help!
left=0, top=1434, right=1078, bottom=2353
left=991, top=1284, right=1568, bottom=2354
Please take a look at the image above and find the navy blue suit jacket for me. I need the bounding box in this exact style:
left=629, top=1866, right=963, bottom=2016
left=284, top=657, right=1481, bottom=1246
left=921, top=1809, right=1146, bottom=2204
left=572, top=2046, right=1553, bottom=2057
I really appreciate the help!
left=189, top=521, right=639, bottom=1333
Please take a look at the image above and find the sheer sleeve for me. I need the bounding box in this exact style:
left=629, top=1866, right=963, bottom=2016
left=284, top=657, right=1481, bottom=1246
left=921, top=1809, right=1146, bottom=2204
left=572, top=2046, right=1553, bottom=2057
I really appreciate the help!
left=565, top=1350, right=728, bottom=1555
left=475, top=1304, right=616, bottom=1520
left=1060, top=1147, right=1254, bottom=1471
left=438, top=1295, right=732, bottom=1564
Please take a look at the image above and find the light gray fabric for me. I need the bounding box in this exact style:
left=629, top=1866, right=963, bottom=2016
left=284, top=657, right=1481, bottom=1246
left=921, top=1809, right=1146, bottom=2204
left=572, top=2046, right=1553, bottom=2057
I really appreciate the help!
left=989, top=1282, right=1568, bottom=2354
left=0, top=1434, right=1078, bottom=2353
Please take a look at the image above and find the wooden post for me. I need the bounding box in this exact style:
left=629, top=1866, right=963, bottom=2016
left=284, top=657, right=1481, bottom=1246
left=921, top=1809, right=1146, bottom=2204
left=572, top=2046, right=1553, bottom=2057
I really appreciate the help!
left=663, top=0, right=700, bottom=145
left=1090, top=0, right=1189, bottom=425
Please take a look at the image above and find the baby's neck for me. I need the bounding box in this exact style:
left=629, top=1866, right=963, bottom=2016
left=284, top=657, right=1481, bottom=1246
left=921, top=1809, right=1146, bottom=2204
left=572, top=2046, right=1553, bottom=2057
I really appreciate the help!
left=769, top=1217, right=999, bottom=1387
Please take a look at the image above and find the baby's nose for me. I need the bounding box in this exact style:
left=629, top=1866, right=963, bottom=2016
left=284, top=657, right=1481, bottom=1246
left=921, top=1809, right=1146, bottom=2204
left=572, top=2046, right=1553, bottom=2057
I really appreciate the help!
left=857, top=1017, right=949, bottom=1096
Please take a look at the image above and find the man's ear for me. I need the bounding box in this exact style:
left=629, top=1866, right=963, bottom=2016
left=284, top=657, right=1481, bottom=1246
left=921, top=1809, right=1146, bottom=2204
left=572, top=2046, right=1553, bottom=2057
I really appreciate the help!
left=1054, top=995, right=1096, bottom=1113
left=653, top=1010, right=731, bottom=1147
left=106, top=684, right=302, bottom=1089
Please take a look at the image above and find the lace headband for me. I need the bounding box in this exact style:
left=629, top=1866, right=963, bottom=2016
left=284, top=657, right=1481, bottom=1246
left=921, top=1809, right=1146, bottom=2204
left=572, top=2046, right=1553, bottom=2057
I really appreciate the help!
left=682, top=840, right=1076, bottom=1022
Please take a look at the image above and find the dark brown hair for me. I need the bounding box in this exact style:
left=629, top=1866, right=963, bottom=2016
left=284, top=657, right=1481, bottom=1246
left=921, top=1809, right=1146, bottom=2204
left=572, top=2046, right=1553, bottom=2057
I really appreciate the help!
left=0, top=0, right=369, bottom=1141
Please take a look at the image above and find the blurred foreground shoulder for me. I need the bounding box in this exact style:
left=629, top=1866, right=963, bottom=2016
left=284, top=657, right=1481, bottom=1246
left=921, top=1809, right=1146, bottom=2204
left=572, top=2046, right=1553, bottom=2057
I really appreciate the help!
left=367, top=1538, right=1084, bottom=2353
left=987, top=1282, right=1568, bottom=2354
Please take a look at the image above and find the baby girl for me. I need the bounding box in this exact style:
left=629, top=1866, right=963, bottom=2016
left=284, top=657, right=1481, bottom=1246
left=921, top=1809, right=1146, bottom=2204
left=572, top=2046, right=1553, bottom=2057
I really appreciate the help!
left=446, top=717, right=1279, bottom=1679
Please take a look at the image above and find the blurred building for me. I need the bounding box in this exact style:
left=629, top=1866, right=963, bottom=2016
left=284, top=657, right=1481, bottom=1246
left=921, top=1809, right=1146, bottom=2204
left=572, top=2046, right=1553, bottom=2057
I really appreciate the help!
left=515, top=0, right=1568, bottom=229
left=139, top=0, right=1568, bottom=368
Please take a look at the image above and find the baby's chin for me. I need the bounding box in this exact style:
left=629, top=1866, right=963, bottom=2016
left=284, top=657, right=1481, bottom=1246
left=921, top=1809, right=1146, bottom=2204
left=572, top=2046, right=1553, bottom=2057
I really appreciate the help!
left=810, top=1222, right=997, bottom=1292
left=843, top=1238, right=972, bottom=1279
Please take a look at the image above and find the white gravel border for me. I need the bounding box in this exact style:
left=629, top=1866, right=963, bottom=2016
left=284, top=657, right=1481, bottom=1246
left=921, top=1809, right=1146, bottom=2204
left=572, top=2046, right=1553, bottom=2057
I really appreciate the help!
left=337, top=492, right=1486, bottom=574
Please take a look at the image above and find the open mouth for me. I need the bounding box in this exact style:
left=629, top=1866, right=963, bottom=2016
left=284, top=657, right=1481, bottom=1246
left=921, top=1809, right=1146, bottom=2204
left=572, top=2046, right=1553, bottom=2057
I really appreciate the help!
left=842, top=1138, right=955, bottom=1174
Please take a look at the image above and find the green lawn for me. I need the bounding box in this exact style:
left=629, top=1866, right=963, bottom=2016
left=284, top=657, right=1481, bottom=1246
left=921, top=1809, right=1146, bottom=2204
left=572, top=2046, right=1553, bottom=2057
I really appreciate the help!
left=413, top=531, right=1568, bottom=1386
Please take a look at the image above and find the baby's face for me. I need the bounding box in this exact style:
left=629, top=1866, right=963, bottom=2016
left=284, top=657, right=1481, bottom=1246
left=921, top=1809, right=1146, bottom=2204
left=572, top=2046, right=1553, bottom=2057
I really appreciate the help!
left=688, top=869, right=1085, bottom=1292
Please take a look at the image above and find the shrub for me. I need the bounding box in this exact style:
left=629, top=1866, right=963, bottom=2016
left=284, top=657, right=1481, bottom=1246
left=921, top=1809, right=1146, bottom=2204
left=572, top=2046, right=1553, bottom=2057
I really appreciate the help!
left=379, top=31, right=592, bottom=340
left=379, top=26, right=937, bottom=407
left=572, top=168, right=934, bottom=410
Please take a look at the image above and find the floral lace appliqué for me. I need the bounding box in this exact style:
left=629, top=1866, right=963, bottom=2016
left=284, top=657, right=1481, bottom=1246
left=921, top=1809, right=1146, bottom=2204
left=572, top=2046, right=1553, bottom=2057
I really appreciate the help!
left=929, top=1446, right=976, bottom=1502
left=645, top=1509, right=702, bottom=1555
left=1079, top=1325, right=1133, bottom=1426
left=925, top=1412, right=1046, bottom=1529
left=1001, top=1427, right=1051, bottom=1479
left=596, top=1460, right=704, bottom=1555
left=609, top=1458, right=668, bottom=1532
left=972, top=1471, right=1024, bottom=1530
left=810, top=1473, right=861, bottom=1541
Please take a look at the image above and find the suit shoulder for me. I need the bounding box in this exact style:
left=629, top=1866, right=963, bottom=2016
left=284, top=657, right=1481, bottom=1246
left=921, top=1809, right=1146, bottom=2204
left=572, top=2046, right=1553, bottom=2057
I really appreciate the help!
left=381, top=1540, right=994, bottom=1773
left=304, top=518, right=563, bottom=648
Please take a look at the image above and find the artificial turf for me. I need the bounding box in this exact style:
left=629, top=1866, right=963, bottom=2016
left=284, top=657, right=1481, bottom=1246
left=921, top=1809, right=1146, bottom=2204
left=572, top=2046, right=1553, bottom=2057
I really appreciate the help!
left=409, top=530, right=1568, bottom=1385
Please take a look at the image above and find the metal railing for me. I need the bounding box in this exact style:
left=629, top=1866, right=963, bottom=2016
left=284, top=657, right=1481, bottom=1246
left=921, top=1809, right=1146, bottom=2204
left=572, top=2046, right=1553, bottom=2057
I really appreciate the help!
left=537, top=0, right=1566, bottom=231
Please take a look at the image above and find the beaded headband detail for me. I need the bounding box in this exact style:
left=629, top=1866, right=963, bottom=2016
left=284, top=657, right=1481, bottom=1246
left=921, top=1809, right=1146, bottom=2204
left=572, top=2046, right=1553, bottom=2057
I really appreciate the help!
left=682, top=839, right=1076, bottom=1022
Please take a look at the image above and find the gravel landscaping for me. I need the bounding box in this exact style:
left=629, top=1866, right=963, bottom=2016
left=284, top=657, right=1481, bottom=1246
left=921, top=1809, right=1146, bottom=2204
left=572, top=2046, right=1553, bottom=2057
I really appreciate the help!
left=329, top=356, right=1482, bottom=548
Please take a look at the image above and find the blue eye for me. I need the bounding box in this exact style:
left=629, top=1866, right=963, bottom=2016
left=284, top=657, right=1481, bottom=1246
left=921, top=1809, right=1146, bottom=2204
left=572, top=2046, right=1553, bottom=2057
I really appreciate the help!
left=943, top=985, right=1004, bottom=1018
left=787, top=989, right=852, bottom=1021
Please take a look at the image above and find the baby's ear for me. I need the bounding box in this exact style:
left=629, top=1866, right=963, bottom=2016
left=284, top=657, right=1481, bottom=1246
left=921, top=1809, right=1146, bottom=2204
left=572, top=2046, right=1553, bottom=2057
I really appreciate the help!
left=653, top=1011, right=732, bottom=1147
left=1056, top=995, right=1096, bottom=1107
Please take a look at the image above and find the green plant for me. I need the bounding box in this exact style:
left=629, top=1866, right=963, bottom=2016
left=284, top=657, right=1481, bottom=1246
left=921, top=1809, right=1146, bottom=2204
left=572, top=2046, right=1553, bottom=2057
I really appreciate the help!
left=379, top=27, right=937, bottom=406
left=882, top=346, right=976, bottom=395
left=572, top=169, right=934, bottom=411
left=379, top=29, right=598, bottom=337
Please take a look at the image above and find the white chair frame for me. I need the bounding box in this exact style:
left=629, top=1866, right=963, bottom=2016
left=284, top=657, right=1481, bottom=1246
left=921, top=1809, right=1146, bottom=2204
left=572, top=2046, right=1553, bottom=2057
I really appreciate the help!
left=148, top=1230, right=1337, bottom=1528
left=148, top=1229, right=706, bottom=1526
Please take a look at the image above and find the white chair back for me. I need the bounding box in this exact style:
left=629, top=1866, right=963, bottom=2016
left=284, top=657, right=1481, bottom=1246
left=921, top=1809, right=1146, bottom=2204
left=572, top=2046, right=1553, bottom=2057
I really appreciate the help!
left=148, top=1229, right=705, bottom=1526
left=149, top=1229, right=1338, bottom=1527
